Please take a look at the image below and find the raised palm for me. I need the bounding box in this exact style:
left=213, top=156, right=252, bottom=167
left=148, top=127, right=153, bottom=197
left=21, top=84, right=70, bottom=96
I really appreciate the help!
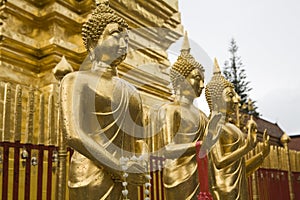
left=199, top=113, right=224, bottom=158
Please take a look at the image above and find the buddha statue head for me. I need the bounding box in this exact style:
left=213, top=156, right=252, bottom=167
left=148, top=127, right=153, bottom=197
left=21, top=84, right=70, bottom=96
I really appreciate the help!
left=205, top=58, right=240, bottom=115
left=82, top=0, right=129, bottom=67
left=170, top=31, right=205, bottom=100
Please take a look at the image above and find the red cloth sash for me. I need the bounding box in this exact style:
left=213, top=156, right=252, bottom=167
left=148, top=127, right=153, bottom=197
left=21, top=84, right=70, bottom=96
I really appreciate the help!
left=196, top=141, right=213, bottom=200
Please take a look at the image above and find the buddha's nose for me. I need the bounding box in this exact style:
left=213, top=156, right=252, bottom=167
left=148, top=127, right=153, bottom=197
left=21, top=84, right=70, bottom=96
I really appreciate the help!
left=233, top=94, right=240, bottom=104
left=199, top=80, right=204, bottom=89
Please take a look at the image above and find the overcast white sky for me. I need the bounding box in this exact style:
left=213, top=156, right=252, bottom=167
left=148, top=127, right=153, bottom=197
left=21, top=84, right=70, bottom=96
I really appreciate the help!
left=174, top=0, right=300, bottom=135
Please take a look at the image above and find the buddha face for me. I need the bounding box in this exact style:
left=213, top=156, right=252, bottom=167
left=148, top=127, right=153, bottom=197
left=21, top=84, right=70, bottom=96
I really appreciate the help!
left=92, top=23, right=129, bottom=67
left=220, top=87, right=240, bottom=114
left=181, top=68, right=204, bottom=98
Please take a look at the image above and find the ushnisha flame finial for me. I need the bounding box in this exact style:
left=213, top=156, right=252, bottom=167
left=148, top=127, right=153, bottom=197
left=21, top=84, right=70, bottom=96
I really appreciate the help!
left=181, top=31, right=191, bottom=53
left=205, top=57, right=234, bottom=113
left=213, top=58, right=221, bottom=74
left=170, top=30, right=204, bottom=91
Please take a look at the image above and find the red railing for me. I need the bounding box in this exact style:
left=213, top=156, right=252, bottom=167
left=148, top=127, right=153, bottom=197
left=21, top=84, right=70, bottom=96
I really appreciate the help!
left=249, top=168, right=294, bottom=200
left=293, top=172, right=300, bottom=199
left=149, top=156, right=165, bottom=200
left=0, top=141, right=72, bottom=200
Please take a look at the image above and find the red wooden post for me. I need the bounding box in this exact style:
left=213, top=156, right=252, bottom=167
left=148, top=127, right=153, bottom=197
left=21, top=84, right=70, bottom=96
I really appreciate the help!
left=47, top=148, right=53, bottom=200
left=24, top=146, right=31, bottom=200
left=150, top=156, right=154, bottom=199
left=1, top=143, right=9, bottom=200
left=160, top=157, right=165, bottom=199
left=155, top=158, right=160, bottom=200
left=13, top=142, right=20, bottom=200
left=37, top=146, right=44, bottom=200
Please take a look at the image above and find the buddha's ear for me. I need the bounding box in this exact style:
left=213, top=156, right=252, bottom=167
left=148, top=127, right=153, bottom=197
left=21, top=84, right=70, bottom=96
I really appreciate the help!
left=87, top=38, right=96, bottom=52
left=87, top=39, right=96, bottom=61
left=176, top=75, right=185, bottom=86
left=174, top=78, right=182, bottom=91
left=88, top=50, right=95, bottom=62
left=213, top=103, right=219, bottom=112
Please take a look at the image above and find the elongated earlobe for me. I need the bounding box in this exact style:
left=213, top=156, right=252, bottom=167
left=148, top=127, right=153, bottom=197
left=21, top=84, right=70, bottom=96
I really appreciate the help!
left=174, top=79, right=181, bottom=96
left=89, top=50, right=95, bottom=61
left=214, top=103, right=219, bottom=112
left=175, top=86, right=181, bottom=96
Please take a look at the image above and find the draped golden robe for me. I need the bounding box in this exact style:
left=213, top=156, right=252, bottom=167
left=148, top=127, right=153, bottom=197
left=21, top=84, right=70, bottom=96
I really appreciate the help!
left=157, top=103, right=207, bottom=200
left=208, top=123, right=248, bottom=200
left=65, top=73, right=143, bottom=200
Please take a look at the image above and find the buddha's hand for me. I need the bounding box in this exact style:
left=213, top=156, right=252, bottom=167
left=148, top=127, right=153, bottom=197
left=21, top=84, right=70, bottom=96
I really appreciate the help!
left=200, top=113, right=224, bottom=158
left=262, top=129, right=270, bottom=157
left=246, top=116, right=257, bottom=148
left=208, top=113, right=224, bottom=136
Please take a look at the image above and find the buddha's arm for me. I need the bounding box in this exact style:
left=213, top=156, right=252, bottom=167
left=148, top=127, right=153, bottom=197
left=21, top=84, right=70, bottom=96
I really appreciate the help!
left=163, top=142, right=197, bottom=159
left=246, top=131, right=270, bottom=176
left=245, top=151, right=264, bottom=176
left=211, top=127, right=251, bottom=169
left=131, top=96, right=148, bottom=155
left=130, top=92, right=144, bottom=140
left=61, top=74, right=121, bottom=175
left=159, top=108, right=197, bottom=159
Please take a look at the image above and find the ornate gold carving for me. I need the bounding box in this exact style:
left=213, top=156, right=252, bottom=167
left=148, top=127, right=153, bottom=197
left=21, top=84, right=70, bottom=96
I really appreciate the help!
left=38, top=93, right=45, bottom=144
left=53, top=56, right=73, bottom=200
left=14, top=84, right=22, bottom=142
left=0, top=0, right=7, bottom=6
left=2, top=82, right=11, bottom=141
left=57, top=0, right=94, bottom=14
left=115, top=0, right=163, bottom=26
left=53, top=56, right=74, bottom=81
left=26, top=87, right=35, bottom=143
left=24, top=0, right=54, bottom=7
left=1, top=0, right=181, bottom=101
left=47, top=93, right=55, bottom=145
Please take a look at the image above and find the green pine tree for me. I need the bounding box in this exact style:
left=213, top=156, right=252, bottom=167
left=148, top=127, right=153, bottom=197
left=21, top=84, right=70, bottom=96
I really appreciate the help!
left=223, top=38, right=259, bottom=116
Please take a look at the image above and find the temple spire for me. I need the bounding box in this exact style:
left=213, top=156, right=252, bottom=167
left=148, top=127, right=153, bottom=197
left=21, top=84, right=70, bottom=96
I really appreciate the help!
left=181, top=31, right=191, bottom=53
left=213, top=58, right=221, bottom=74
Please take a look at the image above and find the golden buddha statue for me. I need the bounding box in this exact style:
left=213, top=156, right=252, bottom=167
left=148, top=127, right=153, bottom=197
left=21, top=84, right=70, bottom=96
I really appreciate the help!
left=204, top=59, right=270, bottom=200
left=60, top=1, right=145, bottom=199
left=156, top=32, right=208, bottom=200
